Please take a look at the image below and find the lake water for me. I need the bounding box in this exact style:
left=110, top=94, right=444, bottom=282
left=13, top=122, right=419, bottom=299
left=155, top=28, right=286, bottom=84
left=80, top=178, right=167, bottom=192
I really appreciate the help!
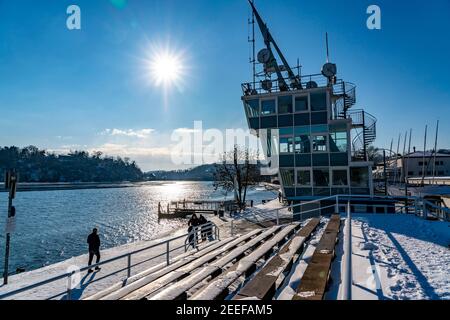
left=0, top=181, right=276, bottom=273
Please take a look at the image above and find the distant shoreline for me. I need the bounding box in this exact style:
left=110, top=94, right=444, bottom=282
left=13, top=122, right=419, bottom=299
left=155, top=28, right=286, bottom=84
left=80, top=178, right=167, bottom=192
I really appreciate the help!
left=0, top=181, right=211, bottom=192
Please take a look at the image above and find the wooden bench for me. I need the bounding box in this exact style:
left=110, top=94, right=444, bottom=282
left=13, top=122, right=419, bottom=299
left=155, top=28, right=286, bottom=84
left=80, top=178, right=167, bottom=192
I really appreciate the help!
left=292, top=215, right=341, bottom=300
left=148, top=226, right=282, bottom=300
left=88, top=229, right=262, bottom=300
left=83, top=237, right=232, bottom=300
left=233, top=218, right=320, bottom=300
left=190, top=223, right=301, bottom=300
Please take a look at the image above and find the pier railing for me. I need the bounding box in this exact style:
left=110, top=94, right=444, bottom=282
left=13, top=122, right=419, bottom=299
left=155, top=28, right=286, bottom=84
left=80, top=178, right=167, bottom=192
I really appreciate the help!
left=0, top=221, right=220, bottom=300
left=241, top=194, right=450, bottom=227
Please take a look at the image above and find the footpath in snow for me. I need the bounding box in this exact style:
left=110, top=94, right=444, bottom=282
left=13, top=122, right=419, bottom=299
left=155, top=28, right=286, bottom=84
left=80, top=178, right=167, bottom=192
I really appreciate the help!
left=328, top=214, right=450, bottom=300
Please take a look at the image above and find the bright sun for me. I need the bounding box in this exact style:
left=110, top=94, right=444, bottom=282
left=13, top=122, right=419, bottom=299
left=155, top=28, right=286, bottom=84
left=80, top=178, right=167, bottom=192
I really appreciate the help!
left=149, top=51, right=184, bottom=88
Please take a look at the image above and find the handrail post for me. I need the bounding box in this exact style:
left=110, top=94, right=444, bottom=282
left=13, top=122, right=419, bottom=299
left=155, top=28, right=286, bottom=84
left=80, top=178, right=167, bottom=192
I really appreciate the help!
left=423, top=200, right=428, bottom=219
left=335, top=195, right=339, bottom=214
left=166, top=241, right=170, bottom=266
left=194, top=227, right=198, bottom=250
left=66, top=272, right=74, bottom=301
left=127, top=254, right=131, bottom=278
left=342, top=201, right=352, bottom=300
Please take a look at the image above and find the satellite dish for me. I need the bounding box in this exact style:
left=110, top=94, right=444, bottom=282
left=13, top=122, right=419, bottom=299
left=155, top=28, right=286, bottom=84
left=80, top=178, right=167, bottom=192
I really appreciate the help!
left=306, top=81, right=318, bottom=89
left=257, top=49, right=271, bottom=64
left=321, top=63, right=337, bottom=78
left=261, top=79, right=272, bottom=91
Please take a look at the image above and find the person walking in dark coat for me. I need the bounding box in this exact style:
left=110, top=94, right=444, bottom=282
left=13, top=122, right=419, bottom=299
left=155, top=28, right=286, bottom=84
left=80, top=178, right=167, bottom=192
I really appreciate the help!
left=187, top=225, right=196, bottom=249
left=198, top=215, right=208, bottom=241
left=278, top=191, right=282, bottom=203
left=87, top=228, right=101, bottom=273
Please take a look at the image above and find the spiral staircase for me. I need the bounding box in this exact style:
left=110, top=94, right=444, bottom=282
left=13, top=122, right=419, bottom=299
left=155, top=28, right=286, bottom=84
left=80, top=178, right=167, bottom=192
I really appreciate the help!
left=332, top=81, right=377, bottom=162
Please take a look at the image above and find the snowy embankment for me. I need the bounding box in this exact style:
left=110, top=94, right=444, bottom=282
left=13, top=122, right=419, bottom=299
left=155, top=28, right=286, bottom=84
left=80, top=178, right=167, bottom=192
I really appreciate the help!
left=0, top=226, right=192, bottom=300
left=235, top=198, right=292, bottom=224
left=0, top=185, right=278, bottom=300
left=328, top=214, right=450, bottom=300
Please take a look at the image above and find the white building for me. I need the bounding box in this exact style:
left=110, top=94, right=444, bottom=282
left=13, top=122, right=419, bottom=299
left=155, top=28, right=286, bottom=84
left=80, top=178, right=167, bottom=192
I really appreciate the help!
left=393, top=152, right=450, bottom=180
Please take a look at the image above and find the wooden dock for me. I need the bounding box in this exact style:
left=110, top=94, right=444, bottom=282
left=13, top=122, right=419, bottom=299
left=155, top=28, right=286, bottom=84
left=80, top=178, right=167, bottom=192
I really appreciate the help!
left=157, top=199, right=253, bottom=220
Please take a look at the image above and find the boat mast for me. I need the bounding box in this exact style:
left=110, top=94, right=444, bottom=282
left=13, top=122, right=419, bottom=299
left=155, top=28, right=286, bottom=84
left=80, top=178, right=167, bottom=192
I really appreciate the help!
left=432, top=120, right=439, bottom=185
left=421, top=125, right=428, bottom=186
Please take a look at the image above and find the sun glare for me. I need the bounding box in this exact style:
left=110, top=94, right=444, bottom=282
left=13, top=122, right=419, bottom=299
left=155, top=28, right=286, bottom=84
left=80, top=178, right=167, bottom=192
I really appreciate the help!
left=148, top=51, right=184, bottom=88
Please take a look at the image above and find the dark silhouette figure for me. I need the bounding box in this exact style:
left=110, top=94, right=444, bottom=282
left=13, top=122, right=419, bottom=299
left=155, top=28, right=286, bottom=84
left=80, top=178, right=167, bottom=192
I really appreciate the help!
left=87, top=228, right=101, bottom=273
left=278, top=191, right=282, bottom=203
left=188, top=213, right=199, bottom=227
left=187, top=225, right=196, bottom=249
left=198, top=215, right=208, bottom=241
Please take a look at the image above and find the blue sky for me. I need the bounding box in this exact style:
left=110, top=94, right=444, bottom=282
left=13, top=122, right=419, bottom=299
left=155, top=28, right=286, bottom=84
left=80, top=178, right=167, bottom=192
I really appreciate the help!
left=0, top=0, right=449, bottom=170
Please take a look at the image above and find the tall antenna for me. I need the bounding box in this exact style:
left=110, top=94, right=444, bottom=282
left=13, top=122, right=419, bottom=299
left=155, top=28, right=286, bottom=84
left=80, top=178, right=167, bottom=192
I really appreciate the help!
left=325, top=32, right=330, bottom=63
left=248, top=0, right=256, bottom=88
left=249, top=0, right=301, bottom=90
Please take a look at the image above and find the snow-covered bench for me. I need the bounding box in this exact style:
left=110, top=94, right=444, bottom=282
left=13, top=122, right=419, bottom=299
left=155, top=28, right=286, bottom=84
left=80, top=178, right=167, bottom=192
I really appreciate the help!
left=234, top=218, right=320, bottom=300
left=293, top=215, right=341, bottom=300
left=190, top=223, right=301, bottom=300
left=148, top=226, right=282, bottom=300
left=119, top=229, right=266, bottom=300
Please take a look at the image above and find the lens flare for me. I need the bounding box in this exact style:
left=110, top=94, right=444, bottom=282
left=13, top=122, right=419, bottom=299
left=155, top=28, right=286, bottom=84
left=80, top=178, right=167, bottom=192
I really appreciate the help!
left=149, top=51, right=184, bottom=87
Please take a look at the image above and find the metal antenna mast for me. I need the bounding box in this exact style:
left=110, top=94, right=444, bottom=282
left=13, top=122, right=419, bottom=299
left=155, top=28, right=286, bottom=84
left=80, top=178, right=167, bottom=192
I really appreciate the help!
left=248, top=0, right=256, bottom=88
left=248, top=0, right=301, bottom=91
left=326, top=32, right=330, bottom=63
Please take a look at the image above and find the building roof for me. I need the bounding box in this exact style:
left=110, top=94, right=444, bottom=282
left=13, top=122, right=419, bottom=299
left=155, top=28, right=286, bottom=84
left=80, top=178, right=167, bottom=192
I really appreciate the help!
left=404, top=151, right=450, bottom=158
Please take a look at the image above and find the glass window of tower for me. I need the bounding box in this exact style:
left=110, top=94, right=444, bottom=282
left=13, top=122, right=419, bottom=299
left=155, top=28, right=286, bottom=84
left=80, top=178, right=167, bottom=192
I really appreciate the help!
left=329, top=127, right=347, bottom=152
left=280, top=137, right=294, bottom=153
left=310, top=91, right=327, bottom=111
left=278, top=96, right=293, bottom=114
left=297, top=169, right=311, bottom=186
left=245, top=99, right=260, bottom=117
left=280, top=169, right=295, bottom=187
left=295, top=135, right=310, bottom=153
left=332, top=170, right=348, bottom=186
left=261, top=99, right=276, bottom=115
left=312, top=135, right=327, bottom=152
left=350, top=167, right=369, bottom=188
left=313, top=168, right=330, bottom=187
left=295, top=95, right=308, bottom=112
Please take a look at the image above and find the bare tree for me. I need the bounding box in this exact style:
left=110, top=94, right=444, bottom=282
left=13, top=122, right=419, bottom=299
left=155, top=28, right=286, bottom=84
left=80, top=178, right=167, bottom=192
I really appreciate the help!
left=213, top=145, right=260, bottom=210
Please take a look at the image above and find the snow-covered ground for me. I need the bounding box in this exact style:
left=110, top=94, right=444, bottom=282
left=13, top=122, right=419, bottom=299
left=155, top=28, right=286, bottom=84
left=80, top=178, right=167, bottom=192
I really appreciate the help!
left=235, top=199, right=292, bottom=224
left=329, top=214, right=450, bottom=300
left=0, top=186, right=278, bottom=300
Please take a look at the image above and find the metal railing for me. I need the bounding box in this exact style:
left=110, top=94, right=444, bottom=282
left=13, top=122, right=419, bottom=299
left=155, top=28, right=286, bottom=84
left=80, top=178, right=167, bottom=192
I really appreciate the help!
left=241, top=194, right=450, bottom=226
left=184, top=222, right=220, bottom=252
left=342, top=201, right=352, bottom=300
left=241, top=73, right=331, bottom=96
left=0, top=221, right=220, bottom=300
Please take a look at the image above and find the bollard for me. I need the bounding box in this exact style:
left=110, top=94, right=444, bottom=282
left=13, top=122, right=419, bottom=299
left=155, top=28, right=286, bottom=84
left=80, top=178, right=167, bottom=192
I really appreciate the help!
left=66, top=272, right=74, bottom=301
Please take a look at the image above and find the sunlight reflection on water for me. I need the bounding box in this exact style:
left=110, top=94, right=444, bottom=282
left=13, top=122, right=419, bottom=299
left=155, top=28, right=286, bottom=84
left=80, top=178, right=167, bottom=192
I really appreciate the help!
left=0, top=181, right=275, bottom=272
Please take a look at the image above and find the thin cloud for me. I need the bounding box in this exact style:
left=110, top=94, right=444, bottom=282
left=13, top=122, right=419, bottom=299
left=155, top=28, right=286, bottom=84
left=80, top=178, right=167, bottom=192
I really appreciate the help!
left=100, top=128, right=155, bottom=139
